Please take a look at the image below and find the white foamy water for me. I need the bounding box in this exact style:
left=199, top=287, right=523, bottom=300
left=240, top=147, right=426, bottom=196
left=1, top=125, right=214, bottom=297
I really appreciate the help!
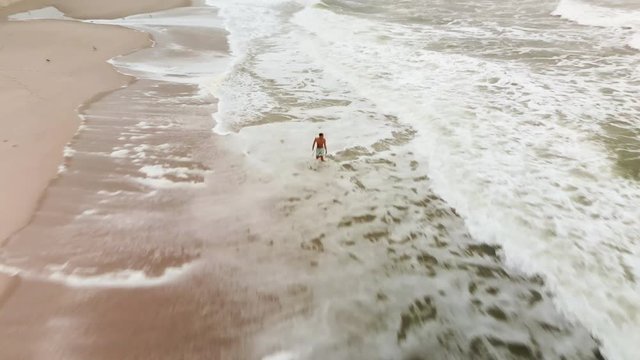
left=209, top=0, right=640, bottom=359
left=553, top=0, right=640, bottom=49
left=261, top=351, right=300, bottom=360
left=47, top=262, right=196, bottom=288
left=88, top=7, right=230, bottom=86
left=0, top=261, right=195, bottom=288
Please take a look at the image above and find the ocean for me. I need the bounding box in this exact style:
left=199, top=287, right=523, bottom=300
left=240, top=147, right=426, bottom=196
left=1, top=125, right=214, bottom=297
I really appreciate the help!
left=206, top=0, right=640, bottom=359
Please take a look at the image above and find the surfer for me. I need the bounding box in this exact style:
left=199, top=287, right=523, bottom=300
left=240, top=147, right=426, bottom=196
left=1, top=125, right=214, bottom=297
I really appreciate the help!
left=312, top=133, right=327, bottom=161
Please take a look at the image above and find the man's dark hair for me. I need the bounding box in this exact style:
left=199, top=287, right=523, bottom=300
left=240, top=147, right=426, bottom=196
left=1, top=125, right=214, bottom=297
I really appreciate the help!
left=319, top=133, right=324, bottom=137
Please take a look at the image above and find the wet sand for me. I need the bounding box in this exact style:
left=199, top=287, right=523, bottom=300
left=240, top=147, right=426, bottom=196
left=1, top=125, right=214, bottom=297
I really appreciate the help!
left=0, top=70, right=268, bottom=357
left=213, top=119, right=603, bottom=359
left=0, top=0, right=189, bottom=244
left=0, top=0, right=188, bottom=247
left=0, top=1, right=256, bottom=359
left=0, top=19, right=149, bottom=243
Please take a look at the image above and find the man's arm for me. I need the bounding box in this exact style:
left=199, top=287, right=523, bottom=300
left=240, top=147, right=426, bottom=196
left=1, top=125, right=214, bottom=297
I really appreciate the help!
left=312, top=138, right=317, bottom=150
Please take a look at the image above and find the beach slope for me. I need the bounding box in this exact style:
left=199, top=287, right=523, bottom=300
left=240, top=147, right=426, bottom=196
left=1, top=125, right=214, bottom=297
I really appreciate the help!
left=0, top=19, right=149, bottom=242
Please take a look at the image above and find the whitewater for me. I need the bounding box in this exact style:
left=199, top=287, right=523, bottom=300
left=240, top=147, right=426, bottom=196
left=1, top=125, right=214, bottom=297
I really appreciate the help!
left=206, top=0, right=640, bottom=359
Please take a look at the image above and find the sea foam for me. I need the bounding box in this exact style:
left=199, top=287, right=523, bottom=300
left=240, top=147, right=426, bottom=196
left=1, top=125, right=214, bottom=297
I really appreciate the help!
left=289, top=5, right=640, bottom=360
left=553, top=0, right=640, bottom=49
left=0, top=261, right=195, bottom=288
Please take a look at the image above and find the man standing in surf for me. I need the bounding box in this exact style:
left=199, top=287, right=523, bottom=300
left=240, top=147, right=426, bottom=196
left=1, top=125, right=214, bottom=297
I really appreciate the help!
left=312, top=133, right=327, bottom=161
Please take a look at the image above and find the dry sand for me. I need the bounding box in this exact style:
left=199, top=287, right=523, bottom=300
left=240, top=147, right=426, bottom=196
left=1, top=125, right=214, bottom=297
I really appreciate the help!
left=0, top=0, right=189, bottom=19
left=0, top=0, right=22, bottom=10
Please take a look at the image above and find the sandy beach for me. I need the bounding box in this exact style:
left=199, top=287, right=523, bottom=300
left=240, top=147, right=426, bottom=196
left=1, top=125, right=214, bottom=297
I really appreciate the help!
left=0, top=2, right=162, bottom=332
left=0, top=19, right=149, bottom=243
left=0, top=0, right=244, bottom=358
left=0, top=0, right=189, bottom=19
left=0, top=0, right=188, bottom=247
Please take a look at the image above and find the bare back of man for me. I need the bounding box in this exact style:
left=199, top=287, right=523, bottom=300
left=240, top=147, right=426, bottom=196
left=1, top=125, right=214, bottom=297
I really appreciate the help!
left=312, top=133, right=327, bottom=161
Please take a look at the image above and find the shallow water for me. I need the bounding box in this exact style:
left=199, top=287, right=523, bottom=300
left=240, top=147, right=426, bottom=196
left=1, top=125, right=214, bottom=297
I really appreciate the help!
left=207, top=0, right=640, bottom=359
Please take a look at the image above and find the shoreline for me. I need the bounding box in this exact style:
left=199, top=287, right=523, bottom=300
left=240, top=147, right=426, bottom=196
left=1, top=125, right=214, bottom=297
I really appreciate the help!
left=0, top=3, right=257, bottom=358
left=0, top=0, right=198, bottom=351
left=0, top=19, right=150, bottom=244
left=0, top=0, right=188, bottom=243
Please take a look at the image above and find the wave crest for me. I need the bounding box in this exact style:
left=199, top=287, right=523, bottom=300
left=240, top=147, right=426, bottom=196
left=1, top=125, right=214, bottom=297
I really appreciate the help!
left=552, top=0, right=640, bottom=49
